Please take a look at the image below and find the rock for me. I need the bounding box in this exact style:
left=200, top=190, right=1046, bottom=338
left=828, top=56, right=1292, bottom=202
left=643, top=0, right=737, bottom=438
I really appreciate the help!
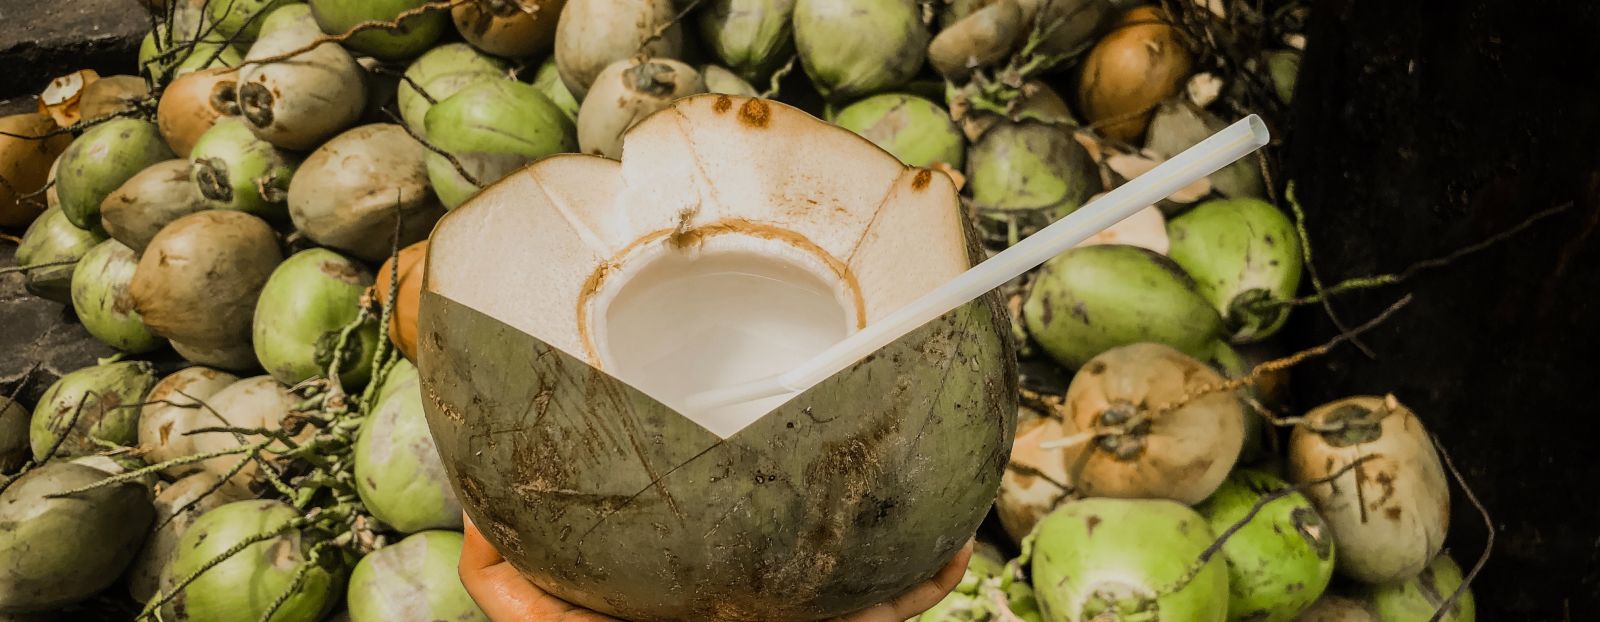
left=0, top=0, right=149, bottom=96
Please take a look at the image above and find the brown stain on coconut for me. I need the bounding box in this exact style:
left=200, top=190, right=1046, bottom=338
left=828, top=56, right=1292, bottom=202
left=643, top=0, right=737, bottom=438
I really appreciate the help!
left=737, top=99, right=770, bottom=128
left=911, top=169, right=932, bottom=190
left=712, top=95, right=733, bottom=114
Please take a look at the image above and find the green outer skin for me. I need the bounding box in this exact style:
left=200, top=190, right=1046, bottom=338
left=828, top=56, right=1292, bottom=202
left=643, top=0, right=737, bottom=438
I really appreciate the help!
left=793, top=0, right=929, bottom=100
left=353, top=366, right=462, bottom=533
left=1030, top=498, right=1228, bottom=622
left=0, top=397, right=28, bottom=473
left=189, top=118, right=299, bottom=220
left=1023, top=244, right=1225, bottom=369
left=251, top=248, right=378, bottom=387
left=210, top=0, right=301, bottom=41
left=308, top=0, right=446, bottom=60
left=967, top=121, right=1098, bottom=244
left=702, top=64, right=761, bottom=97
left=1211, top=344, right=1266, bottom=465
left=373, top=358, right=417, bottom=406
left=697, top=0, right=798, bottom=81
left=0, top=462, right=153, bottom=614
left=14, top=206, right=105, bottom=303
left=398, top=43, right=509, bottom=135
left=55, top=119, right=175, bottom=231
left=1264, top=50, right=1300, bottom=105
left=238, top=4, right=368, bottom=151
left=424, top=152, right=509, bottom=209
left=163, top=500, right=342, bottom=622
left=1369, top=554, right=1475, bottom=622
left=127, top=473, right=246, bottom=603
left=833, top=93, right=966, bottom=169
left=422, top=79, right=577, bottom=208
left=140, top=33, right=243, bottom=84
left=1145, top=100, right=1266, bottom=201
left=1194, top=470, right=1336, bottom=622
left=346, top=531, right=487, bottom=622
left=28, top=361, right=158, bottom=461
left=531, top=57, right=581, bottom=122
left=70, top=239, right=162, bottom=353
left=1166, top=198, right=1303, bottom=343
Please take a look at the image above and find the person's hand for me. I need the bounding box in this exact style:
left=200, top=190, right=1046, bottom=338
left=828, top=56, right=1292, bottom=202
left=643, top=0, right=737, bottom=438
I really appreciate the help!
left=460, top=514, right=974, bottom=622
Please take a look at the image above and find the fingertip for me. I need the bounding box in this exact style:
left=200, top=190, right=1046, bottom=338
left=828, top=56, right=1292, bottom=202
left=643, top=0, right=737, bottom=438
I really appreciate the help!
left=458, top=515, right=505, bottom=573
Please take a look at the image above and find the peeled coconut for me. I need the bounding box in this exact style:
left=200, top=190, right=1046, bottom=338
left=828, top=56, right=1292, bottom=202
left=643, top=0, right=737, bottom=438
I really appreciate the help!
left=1296, top=595, right=1378, bottom=622
left=698, top=0, right=797, bottom=81
left=578, top=58, right=706, bottom=158
left=553, top=0, right=683, bottom=99
left=130, top=210, right=283, bottom=349
left=0, top=462, right=154, bottom=614
left=1195, top=469, right=1335, bottom=622
left=70, top=239, right=162, bottom=353
left=13, top=205, right=106, bottom=303
left=238, top=4, right=368, bottom=150
left=453, top=0, right=564, bottom=59
left=100, top=159, right=210, bottom=253
left=927, top=0, right=1025, bottom=81
left=0, top=397, right=27, bottom=473
left=253, top=248, right=380, bottom=386
left=353, top=361, right=460, bottom=532
left=703, top=64, right=761, bottom=97
left=309, top=0, right=447, bottom=60
left=418, top=94, right=1016, bottom=620
left=996, top=406, right=1074, bottom=545
left=126, top=473, right=249, bottom=603
left=29, top=361, right=158, bottom=461
left=374, top=240, right=426, bottom=361
left=162, top=500, right=343, bottom=622
left=1076, top=6, right=1192, bottom=143
left=397, top=43, right=510, bottom=136
left=168, top=376, right=304, bottom=491
left=208, top=0, right=297, bottom=41
left=531, top=57, right=580, bottom=122
left=833, top=93, right=965, bottom=169
left=793, top=0, right=928, bottom=100
left=1059, top=343, right=1243, bottom=504
left=423, top=79, right=577, bottom=207
left=346, top=530, right=487, bottom=622
left=1023, top=245, right=1224, bottom=369
left=1288, top=396, right=1450, bottom=585
left=0, top=113, right=72, bottom=227
left=189, top=117, right=299, bottom=219
left=157, top=67, right=240, bottom=158
left=55, top=118, right=175, bottom=230
left=1167, top=197, right=1303, bottom=343
left=137, top=366, right=242, bottom=476
left=287, top=124, right=444, bottom=261
left=1146, top=99, right=1266, bottom=199
left=967, top=121, right=1098, bottom=245
left=1369, top=552, right=1475, bottom=622
left=1029, top=497, right=1228, bottom=621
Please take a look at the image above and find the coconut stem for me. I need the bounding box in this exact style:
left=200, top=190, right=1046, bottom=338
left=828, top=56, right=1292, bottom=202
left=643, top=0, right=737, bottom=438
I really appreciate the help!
left=194, top=157, right=234, bottom=202
left=44, top=441, right=269, bottom=497
left=136, top=518, right=310, bottom=621
left=237, top=82, right=276, bottom=129
left=625, top=61, right=684, bottom=97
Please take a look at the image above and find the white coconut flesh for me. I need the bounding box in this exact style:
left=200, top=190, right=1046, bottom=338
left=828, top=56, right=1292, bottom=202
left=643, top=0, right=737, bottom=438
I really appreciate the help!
left=426, top=94, right=971, bottom=438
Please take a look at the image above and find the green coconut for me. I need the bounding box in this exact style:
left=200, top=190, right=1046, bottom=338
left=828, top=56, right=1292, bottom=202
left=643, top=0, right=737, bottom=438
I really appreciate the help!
left=129, top=210, right=284, bottom=350
left=55, top=118, right=176, bottom=231
left=702, top=64, right=761, bottom=97
left=1298, top=595, right=1379, bottom=621
left=833, top=93, right=966, bottom=169
left=793, top=0, right=928, bottom=100
left=100, top=159, right=210, bottom=253
left=346, top=530, right=487, bottom=622
left=1195, top=470, right=1335, bottom=622
left=531, top=56, right=580, bottom=122
left=916, top=544, right=1043, bottom=622
left=419, top=94, right=1016, bottom=620
left=577, top=58, right=706, bottom=159
left=189, top=117, right=299, bottom=219
left=13, top=205, right=105, bottom=303
left=162, top=500, right=343, bottom=622
left=697, top=0, right=797, bottom=82
left=253, top=248, right=379, bottom=386
left=1029, top=497, right=1228, bottom=622
left=1369, top=553, right=1475, bottom=622
left=1146, top=100, right=1267, bottom=201
left=353, top=361, right=461, bottom=532
left=1023, top=244, right=1225, bottom=369
left=140, top=24, right=245, bottom=84
left=128, top=473, right=249, bottom=603
left=170, top=339, right=264, bottom=372
left=286, top=124, right=443, bottom=262
left=422, top=79, right=577, bottom=208
left=927, top=0, right=1025, bottom=81
left=948, top=80, right=1076, bottom=142
left=151, top=376, right=304, bottom=491
left=1264, top=50, right=1301, bottom=105
left=552, top=0, right=683, bottom=99
left=70, top=239, right=163, bottom=353
left=137, top=366, right=242, bottom=477
left=29, top=361, right=158, bottom=461
left=238, top=4, right=367, bottom=150
left=308, top=0, right=446, bottom=60
left=397, top=43, right=510, bottom=136
left=0, top=462, right=153, bottom=614
left=208, top=0, right=300, bottom=42
left=1167, top=198, right=1303, bottom=343
left=967, top=121, right=1098, bottom=245
left=0, top=398, right=27, bottom=473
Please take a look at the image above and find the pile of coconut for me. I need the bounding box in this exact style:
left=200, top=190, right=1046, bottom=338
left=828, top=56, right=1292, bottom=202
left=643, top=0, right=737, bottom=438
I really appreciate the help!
left=0, top=0, right=1472, bottom=620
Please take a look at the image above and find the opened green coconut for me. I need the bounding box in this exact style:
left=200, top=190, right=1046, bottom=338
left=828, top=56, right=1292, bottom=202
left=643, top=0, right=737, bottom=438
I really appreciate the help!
left=70, top=239, right=163, bottom=353
left=423, top=79, right=576, bottom=208
left=309, top=0, right=446, bottom=60
left=130, top=210, right=283, bottom=350
left=531, top=57, right=580, bottom=122
left=189, top=118, right=299, bottom=220
left=354, top=361, right=461, bottom=532
left=577, top=58, right=706, bottom=158
left=287, top=124, right=443, bottom=262
left=0, top=462, right=153, bottom=614
left=55, top=118, right=175, bottom=231
left=253, top=248, right=379, bottom=386
left=127, top=473, right=248, bottom=603
left=793, top=0, right=928, bottom=100
left=346, top=530, right=487, bottom=622
left=1288, top=396, right=1450, bottom=585
left=1195, top=470, right=1336, bottom=622
left=967, top=121, right=1099, bottom=245
left=136, top=366, right=241, bottom=477
left=238, top=5, right=368, bottom=150
left=553, top=0, right=683, bottom=99
left=418, top=95, right=1015, bottom=620
left=1029, top=497, right=1228, bottom=622
left=14, top=205, right=105, bottom=303
left=1369, top=552, right=1474, bottom=622
left=397, top=43, right=510, bottom=136
left=1167, top=198, right=1302, bottom=343
left=162, top=500, right=343, bottom=622
left=833, top=94, right=966, bottom=169
left=29, top=361, right=158, bottom=461
left=0, top=398, right=27, bottom=473
left=100, top=159, right=210, bottom=253
left=698, top=0, right=797, bottom=82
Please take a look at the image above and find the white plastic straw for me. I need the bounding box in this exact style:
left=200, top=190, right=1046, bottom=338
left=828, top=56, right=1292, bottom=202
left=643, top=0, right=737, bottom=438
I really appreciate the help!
left=680, top=115, right=1271, bottom=414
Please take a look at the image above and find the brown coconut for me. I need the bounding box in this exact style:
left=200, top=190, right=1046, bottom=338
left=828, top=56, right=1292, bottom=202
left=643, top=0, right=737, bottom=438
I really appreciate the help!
left=0, top=113, right=73, bottom=227
left=128, top=210, right=284, bottom=349
left=137, top=366, right=241, bottom=478
left=374, top=239, right=427, bottom=362
left=1075, top=6, right=1192, bottom=143
left=286, top=124, right=444, bottom=262
left=453, top=0, right=566, bottom=58
left=157, top=68, right=240, bottom=158
left=995, top=406, right=1074, bottom=545
left=78, top=75, right=151, bottom=121
left=99, top=159, right=210, bottom=253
